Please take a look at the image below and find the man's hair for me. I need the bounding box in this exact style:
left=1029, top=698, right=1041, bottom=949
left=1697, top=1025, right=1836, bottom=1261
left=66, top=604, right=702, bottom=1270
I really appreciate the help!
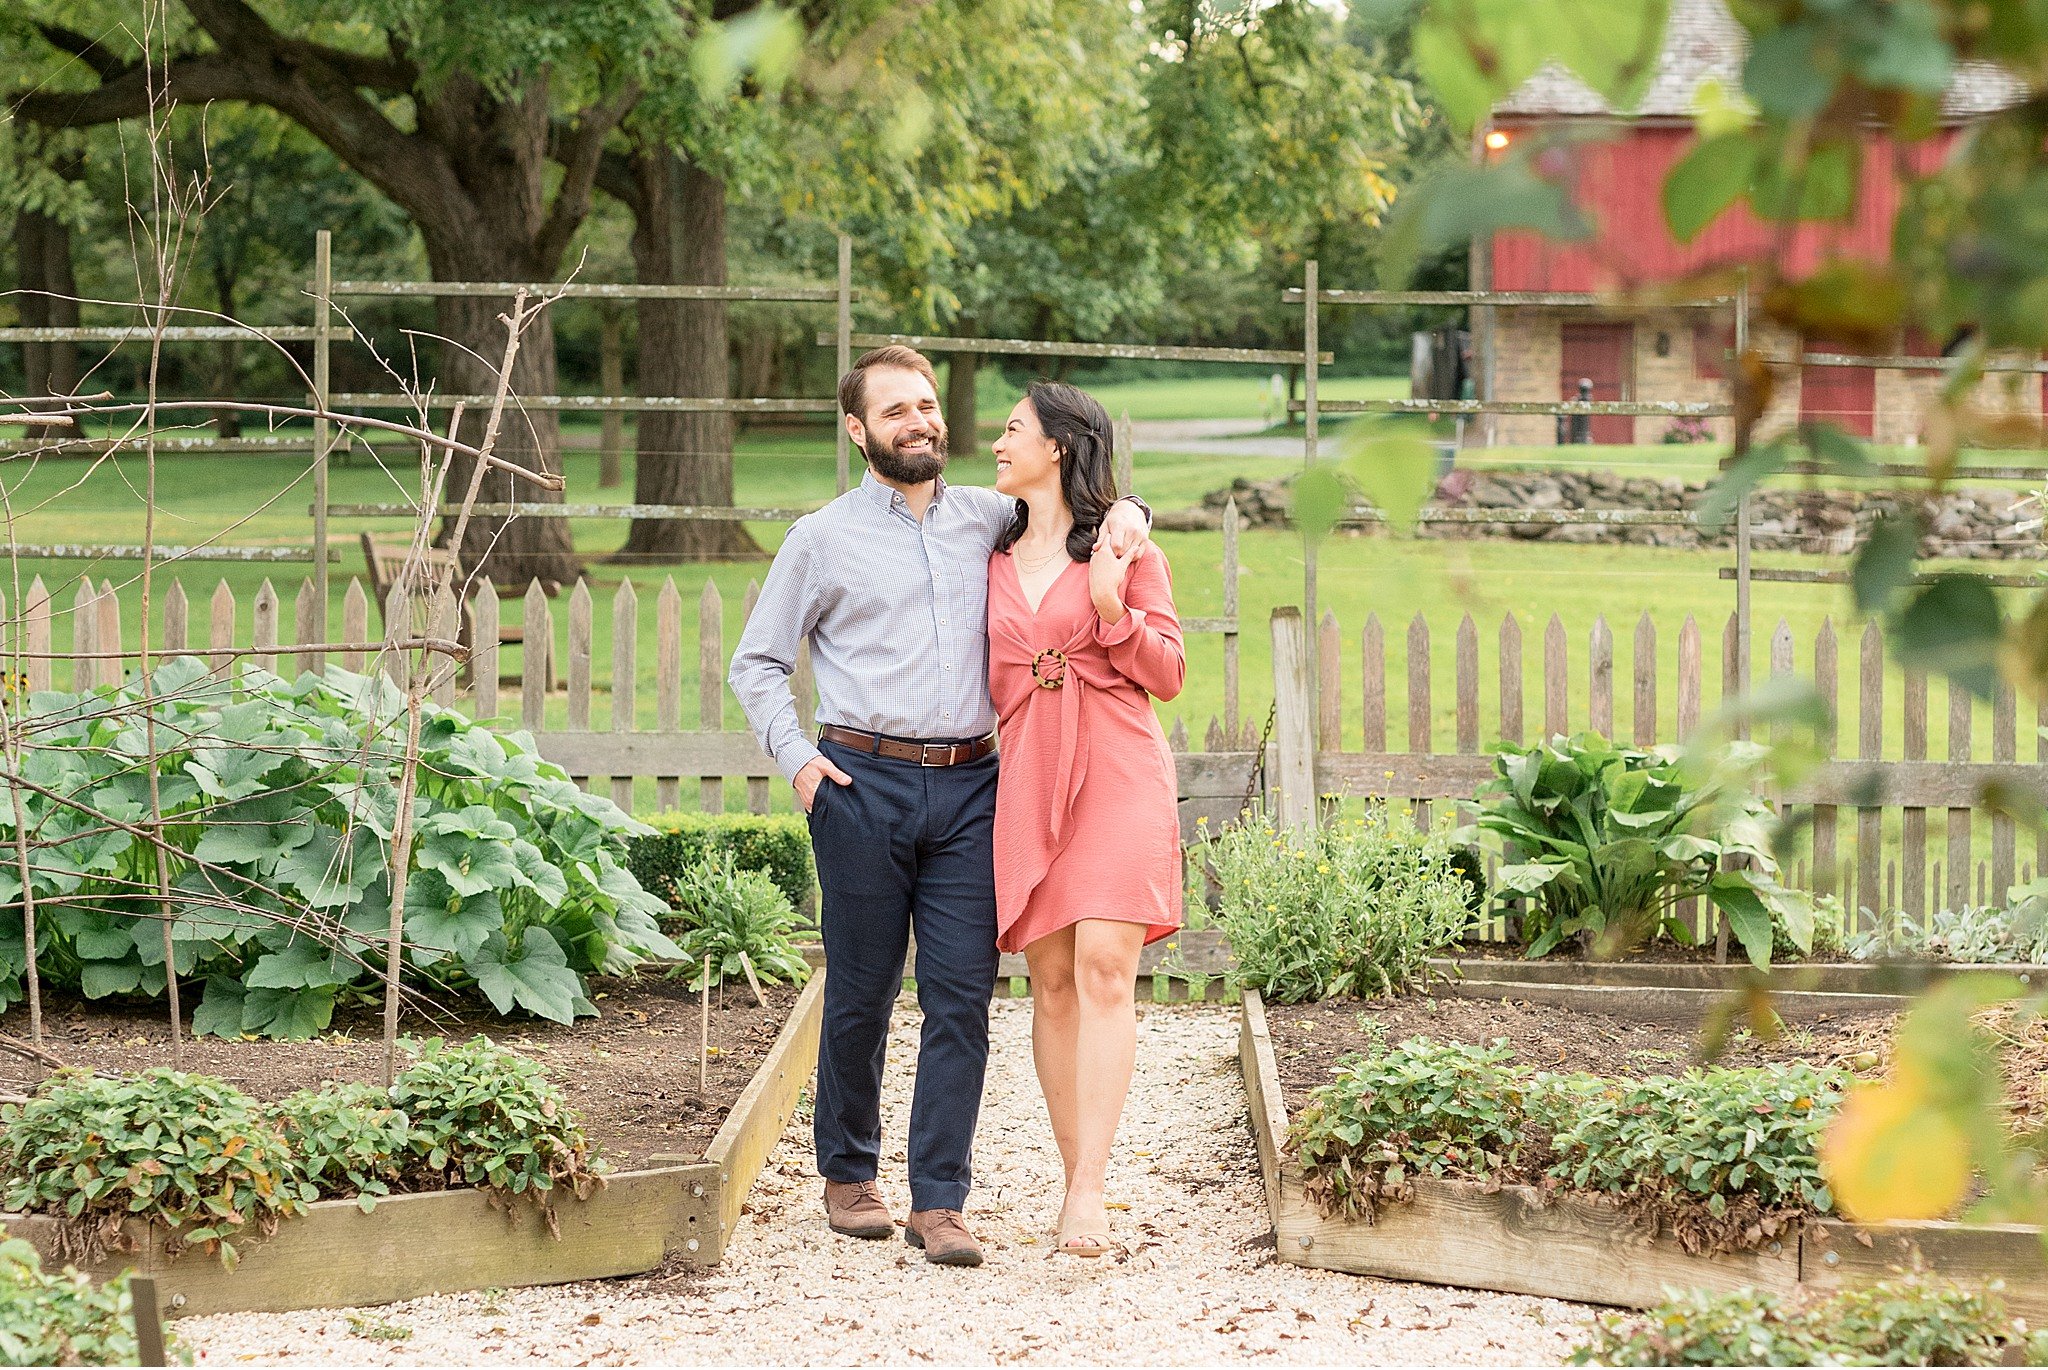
left=838, top=345, right=939, bottom=423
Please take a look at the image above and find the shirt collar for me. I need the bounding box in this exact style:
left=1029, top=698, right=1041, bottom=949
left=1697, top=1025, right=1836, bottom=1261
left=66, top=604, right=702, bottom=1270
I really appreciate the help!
left=859, top=469, right=947, bottom=513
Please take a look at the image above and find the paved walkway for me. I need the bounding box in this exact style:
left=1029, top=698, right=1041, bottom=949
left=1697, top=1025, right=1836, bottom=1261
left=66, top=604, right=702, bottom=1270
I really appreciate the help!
left=184, top=1000, right=1595, bottom=1365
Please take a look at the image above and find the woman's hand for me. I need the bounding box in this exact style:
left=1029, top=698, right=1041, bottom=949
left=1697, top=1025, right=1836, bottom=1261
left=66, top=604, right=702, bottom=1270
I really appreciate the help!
left=1090, top=540, right=1141, bottom=624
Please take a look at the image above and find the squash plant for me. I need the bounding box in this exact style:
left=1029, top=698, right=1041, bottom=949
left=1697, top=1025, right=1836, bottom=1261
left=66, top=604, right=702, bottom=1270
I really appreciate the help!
left=1470, top=733, right=1810, bottom=968
left=0, top=657, right=681, bottom=1037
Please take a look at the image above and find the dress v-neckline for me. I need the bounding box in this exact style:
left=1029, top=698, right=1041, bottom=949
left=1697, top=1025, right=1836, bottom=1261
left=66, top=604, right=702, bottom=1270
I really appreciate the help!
left=1010, top=551, right=1078, bottom=616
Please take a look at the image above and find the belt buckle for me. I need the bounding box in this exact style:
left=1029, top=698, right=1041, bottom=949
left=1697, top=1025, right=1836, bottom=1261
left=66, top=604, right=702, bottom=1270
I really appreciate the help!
left=919, top=741, right=953, bottom=767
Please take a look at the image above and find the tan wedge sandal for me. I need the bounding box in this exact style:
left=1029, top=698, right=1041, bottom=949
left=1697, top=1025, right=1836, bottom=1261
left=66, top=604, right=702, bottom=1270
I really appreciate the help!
left=1055, top=1215, right=1118, bottom=1258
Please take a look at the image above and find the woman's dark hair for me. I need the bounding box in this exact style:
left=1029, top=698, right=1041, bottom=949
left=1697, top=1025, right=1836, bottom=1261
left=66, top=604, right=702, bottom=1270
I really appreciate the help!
left=995, top=381, right=1119, bottom=561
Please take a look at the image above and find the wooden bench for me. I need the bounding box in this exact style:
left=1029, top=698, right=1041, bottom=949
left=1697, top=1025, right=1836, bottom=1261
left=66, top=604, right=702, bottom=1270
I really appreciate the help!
left=359, top=533, right=536, bottom=683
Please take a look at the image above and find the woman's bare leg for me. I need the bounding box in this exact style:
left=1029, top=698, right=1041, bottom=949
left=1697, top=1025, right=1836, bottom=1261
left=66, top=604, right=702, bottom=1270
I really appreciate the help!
left=1060, top=918, right=1147, bottom=1241
left=1023, top=924, right=1080, bottom=1189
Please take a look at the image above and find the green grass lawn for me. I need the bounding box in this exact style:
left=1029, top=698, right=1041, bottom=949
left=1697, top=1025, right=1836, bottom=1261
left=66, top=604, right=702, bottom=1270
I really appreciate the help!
left=9, top=398, right=2044, bottom=895
left=972, top=370, right=1409, bottom=426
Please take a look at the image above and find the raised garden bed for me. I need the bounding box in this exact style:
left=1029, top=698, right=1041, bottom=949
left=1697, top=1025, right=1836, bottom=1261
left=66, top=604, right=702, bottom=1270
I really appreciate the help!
left=1239, top=987, right=2048, bottom=1319
left=0, top=971, right=826, bottom=1317
left=1424, top=954, right=2042, bottom=1024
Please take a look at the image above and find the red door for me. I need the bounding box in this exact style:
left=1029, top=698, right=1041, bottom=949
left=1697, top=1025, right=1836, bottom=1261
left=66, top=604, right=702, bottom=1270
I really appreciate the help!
left=1559, top=323, right=1635, bottom=444
left=1799, top=343, right=1876, bottom=438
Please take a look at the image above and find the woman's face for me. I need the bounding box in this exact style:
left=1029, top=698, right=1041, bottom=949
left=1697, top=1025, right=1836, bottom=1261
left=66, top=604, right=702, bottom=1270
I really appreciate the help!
left=992, top=399, right=1060, bottom=497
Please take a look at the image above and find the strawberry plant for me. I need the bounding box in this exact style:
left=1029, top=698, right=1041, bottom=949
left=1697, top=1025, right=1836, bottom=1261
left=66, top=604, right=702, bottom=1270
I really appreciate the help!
left=1470, top=732, right=1808, bottom=969
left=1287, top=1035, right=1853, bottom=1252
left=391, top=1036, right=603, bottom=1204
left=0, top=658, right=681, bottom=1037
left=1571, top=1277, right=2032, bottom=1367
left=0, top=1070, right=304, bottom=1267
left=270, top=1083, right=413, bottom=1211
left=0, top=1237, right=184, bottom=1367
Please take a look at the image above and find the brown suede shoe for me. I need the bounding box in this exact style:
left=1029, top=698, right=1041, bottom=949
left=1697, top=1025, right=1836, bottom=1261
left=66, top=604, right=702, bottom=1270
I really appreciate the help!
left=824, top=1180, right=894, bottom=1239
left=904, top=1209, right=984, bottom=1267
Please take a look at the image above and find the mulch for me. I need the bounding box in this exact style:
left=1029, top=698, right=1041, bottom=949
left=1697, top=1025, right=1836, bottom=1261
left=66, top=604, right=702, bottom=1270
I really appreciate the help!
left=0, top=975, right=804, bottom=1171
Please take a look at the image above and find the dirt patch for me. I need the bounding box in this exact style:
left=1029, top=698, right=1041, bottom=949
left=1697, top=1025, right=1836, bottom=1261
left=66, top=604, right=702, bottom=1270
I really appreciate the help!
left=0, top=976, right=803, bottom=1170
left=1265, top=990, right=2048, bottom=1132
left=1262, top=992, right=1900, bottom=1120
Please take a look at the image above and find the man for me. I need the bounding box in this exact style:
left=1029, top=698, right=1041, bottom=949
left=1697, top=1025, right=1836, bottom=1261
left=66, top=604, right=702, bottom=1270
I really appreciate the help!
left=729, top=345, right=1149, bottom=1267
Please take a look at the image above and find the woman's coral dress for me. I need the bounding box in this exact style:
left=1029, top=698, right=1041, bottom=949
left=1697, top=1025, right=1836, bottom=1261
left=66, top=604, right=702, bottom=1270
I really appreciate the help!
left=989, top=546, right=1186, bottom=955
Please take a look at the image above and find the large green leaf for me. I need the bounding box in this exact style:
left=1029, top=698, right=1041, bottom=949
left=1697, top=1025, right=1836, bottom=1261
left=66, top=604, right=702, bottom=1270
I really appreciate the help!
left=406, top=885, right=503, bottom=964
left=1744, top=23, right=1833, bottom=120
left=1853, top=511, right=1922, bottom=615
left=246, top=938, right=350, bottom=991
left=1698, top=440, right=1788, bottom=529
left=1708, top=872, right=1776, bottom=970
left=239, top=985, right=336, bottom=1040
left=192, top=977, right=247, bottom=1039
left=1380, top=156, right=1588, bottom=286
left=1895, top=574, right=2004, bottom=700
left=464, top=927, right=581, bottom=1025
left=419, top=829, right=521, bottom=899
left=1663, top=132, right=1757, bottom=243
left=1495, top=862, right=1567, bottom=894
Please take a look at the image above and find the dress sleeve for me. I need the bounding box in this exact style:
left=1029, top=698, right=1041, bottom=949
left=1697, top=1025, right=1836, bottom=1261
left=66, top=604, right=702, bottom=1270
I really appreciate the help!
left=1093, top=546, right=1185, bottom=702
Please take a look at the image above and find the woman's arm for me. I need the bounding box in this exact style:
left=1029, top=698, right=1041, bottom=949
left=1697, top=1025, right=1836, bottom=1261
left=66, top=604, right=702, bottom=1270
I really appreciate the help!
left=1093, top=546, right=1185, bottom=702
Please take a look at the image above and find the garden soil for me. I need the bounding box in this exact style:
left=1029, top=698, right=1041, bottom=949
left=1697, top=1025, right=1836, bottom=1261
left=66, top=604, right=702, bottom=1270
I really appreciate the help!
left=1265, top=990, right=2048, bottom=1129
left=182, top=1000, right=1599, bottom=1365
left=0, top=977, right=801, bottom=1168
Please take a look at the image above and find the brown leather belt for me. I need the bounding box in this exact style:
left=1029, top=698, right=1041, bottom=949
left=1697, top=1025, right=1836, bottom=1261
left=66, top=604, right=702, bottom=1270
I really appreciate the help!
left=819, top=725, right=997, bottom=767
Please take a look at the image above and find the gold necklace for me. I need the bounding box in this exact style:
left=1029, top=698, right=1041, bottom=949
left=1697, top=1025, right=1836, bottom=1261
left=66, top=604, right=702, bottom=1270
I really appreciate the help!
left=1014, top=542, right=1069, bottom=572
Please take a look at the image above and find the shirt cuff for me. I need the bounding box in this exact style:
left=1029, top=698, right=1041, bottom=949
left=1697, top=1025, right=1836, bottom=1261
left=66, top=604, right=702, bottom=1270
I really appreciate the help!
left=1120, top=494, right=1152, bottom=527
left=1095, top=605, right=1147, bottom=646
left=774, top=735, right=823, bottom=784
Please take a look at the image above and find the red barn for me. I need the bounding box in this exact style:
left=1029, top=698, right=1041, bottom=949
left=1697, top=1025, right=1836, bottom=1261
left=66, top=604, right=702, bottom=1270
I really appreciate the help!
left=1479, top=0, right=2027, bottom=446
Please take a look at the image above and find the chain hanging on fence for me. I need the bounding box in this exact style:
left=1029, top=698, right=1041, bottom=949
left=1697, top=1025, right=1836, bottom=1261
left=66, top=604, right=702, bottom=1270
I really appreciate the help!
left=1240, top=697, right=1278, bottom=819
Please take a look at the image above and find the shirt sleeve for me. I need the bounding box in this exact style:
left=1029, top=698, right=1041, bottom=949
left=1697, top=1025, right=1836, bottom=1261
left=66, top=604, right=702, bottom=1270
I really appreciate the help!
left=1094, top=546, right=1185, bottom=702
left=727, top=520, right=825, bottom=781
left=951, top=484, right=1022, bottom=551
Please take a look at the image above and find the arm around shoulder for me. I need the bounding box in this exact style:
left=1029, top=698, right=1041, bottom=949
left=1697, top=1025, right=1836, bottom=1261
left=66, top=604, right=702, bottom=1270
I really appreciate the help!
left=1095, top=546, right=1185, bottom=702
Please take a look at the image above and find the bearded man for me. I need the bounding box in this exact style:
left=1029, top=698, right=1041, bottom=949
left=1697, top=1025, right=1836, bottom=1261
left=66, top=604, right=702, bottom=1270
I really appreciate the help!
left=729, top=345, right=1150, bottom=1267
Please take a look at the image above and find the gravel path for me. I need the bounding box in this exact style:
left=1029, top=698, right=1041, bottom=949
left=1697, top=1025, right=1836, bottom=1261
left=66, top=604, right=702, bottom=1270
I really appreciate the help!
left=185, top=1000, right=1596, bottom=1365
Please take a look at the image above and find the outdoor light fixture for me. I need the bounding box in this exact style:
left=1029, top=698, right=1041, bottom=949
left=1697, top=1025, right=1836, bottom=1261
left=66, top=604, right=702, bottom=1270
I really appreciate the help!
left=1484, top=130, right=1510, bottom=151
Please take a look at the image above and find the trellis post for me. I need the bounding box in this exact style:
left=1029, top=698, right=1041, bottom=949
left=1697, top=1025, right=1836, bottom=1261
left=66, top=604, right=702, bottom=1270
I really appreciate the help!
left=834, top=233, right=853, bottom=495
left=1301, top=258, right=1320, bottom=728
left=1733, top=273, right=1752, bottom=729
left=312, top=229, right=333, bottom=636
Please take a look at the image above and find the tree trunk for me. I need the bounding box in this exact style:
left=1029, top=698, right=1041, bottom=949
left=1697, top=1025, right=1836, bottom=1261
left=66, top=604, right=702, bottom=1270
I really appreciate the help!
left=418, top=76, right=582, bottom=591
left=615, top=150, right=761, bottom=562
left=210, top=259, right=242, bottom=439
left=14, top=197, right=80, bottom=439
left=946, top=330, right=978, bottom=453
left=598, top=302, right=624, bottom=489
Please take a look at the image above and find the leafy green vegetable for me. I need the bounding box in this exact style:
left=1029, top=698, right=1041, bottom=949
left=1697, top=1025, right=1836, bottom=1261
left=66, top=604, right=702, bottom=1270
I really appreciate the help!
left=0, top=658, right=677, bottom=1037
left=667, top=852, right=813, bottom=991
left=1208, top=802, right=1475, bottom=1002
left=1471, top=732, right=1803, bottom=969
left=0, top=1237, right=186, bottom=1367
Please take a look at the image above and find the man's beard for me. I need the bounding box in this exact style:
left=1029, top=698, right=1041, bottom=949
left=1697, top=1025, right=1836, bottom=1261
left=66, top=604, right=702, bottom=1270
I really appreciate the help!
left=862, top=425, right=949, bottom=484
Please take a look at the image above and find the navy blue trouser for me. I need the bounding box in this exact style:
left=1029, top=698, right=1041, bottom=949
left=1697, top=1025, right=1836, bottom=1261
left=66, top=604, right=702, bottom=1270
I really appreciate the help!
left=806, top=736, right=1000, bottom=1212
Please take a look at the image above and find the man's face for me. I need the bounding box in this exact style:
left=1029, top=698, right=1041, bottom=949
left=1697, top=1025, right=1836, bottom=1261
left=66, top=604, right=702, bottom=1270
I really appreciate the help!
left=847, top=365, right=948, bottom=484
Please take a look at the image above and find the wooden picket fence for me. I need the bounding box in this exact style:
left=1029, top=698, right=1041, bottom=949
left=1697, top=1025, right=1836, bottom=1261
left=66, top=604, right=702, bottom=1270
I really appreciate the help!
left=1268, top=606, right=2048, bottom=932
left=7, top=552, right=1254, bottom=834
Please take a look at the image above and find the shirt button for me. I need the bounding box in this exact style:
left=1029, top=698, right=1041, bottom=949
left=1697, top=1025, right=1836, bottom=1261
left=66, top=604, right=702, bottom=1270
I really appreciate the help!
left=944, top=664, right=952, bottom=671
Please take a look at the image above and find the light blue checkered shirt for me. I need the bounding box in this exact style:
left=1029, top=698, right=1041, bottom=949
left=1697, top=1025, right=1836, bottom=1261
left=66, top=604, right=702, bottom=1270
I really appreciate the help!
left=729, top=472, right=1016, bottom=781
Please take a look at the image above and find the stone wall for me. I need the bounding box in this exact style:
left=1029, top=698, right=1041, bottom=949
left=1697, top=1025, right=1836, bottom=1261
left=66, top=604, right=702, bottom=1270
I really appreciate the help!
left=1173, top=470, right=2045, bottom=561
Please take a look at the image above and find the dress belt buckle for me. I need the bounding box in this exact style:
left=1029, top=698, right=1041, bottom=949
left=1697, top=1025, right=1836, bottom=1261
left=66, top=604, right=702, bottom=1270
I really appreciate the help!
left=918, top=741, right=954, bottom=767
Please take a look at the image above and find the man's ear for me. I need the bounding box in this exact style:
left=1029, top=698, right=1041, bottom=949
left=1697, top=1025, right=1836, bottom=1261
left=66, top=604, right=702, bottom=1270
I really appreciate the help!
left=845, top=414, right=866, bottom=449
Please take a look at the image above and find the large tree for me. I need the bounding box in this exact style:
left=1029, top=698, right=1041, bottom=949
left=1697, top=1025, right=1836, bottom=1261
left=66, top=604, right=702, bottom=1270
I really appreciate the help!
left=14, top=0, right=672, bottom=585
left=853, top=0, right=1427, bottom=443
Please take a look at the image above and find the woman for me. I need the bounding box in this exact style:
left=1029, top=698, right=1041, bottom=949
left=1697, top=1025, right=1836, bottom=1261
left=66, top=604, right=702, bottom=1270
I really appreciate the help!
left=987, top=381, right=1185, bottom=1258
